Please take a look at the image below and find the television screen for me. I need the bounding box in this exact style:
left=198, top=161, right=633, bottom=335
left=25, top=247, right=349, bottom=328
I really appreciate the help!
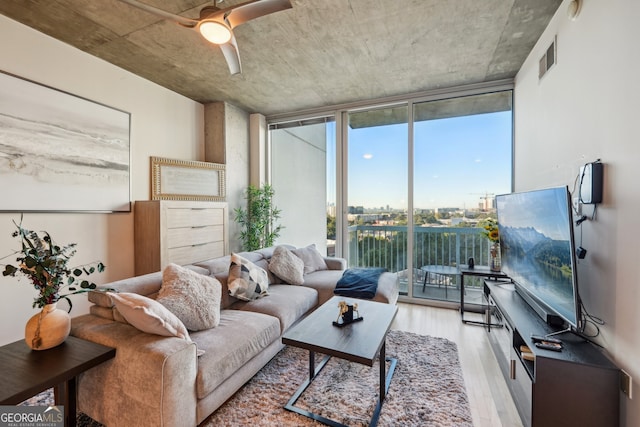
left=496, top=186, right=580, bottom=328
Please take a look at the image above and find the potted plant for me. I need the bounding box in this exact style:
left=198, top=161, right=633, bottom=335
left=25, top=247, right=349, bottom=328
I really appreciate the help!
left=234, top=184, right=283, bottom=251
left=1, top=217, right=105, bottom=350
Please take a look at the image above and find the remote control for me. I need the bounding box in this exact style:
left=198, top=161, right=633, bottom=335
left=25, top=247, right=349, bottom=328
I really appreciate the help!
left=535, top=342, right=562, bottom=351
left=530, top=335, right=562, bottom=344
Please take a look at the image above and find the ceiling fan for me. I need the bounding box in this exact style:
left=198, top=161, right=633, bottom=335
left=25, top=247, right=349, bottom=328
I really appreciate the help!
left=118, top=0, right=292, bottom=75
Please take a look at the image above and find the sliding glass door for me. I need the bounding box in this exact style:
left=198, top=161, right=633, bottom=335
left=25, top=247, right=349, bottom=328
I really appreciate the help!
left=411, top=92, right=512, bottom=302
left=346, top=105, right=408, bottom=273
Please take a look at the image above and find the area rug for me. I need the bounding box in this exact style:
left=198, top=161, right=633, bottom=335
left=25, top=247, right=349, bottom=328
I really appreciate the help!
left=22, top=330, right=472, bottom=427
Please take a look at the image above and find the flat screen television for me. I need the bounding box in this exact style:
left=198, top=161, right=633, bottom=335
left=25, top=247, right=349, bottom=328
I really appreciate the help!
left=496, top=186, right=581, bottom=330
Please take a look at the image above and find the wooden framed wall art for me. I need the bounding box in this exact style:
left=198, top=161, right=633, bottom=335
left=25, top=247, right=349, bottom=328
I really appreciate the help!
left=151, top=156, right=226, bottom=201
left=0, top=70, right=131, bottom=212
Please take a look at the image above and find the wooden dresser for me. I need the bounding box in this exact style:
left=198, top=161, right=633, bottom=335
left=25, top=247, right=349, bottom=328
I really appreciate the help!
left=134, top=200, right=228, bottom=275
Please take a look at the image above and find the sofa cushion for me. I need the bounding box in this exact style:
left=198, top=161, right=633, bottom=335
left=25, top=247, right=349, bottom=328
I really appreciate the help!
left=191, top=310, right=280, bottom=399
left=156, top=263, right=222, bottom=331
left=301, top=269, right=345, bottom=306
left=89, top=265, right=210, bottom=308
left=268, top=245, right=305, bottom=285
left=108, top=292, right=192, bottom=342
left=293, top=244, right=328, bottom=274
left=231, top=284, right=317, bottom=332
left=228, top=253, right=269, bottom=301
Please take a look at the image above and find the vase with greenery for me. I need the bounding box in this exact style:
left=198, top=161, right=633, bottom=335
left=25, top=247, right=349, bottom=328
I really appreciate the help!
left=234, top=184, right=283, bottom=251
left=1, top=217, right=106, bottom=349
left=479, top=218, right=501, bottom=271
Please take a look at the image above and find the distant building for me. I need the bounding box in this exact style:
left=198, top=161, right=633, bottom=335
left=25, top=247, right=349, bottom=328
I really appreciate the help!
left=348, top=206, right=364, bottom=214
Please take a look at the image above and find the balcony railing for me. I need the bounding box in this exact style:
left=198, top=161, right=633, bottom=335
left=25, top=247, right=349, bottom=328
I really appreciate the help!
left=347, top=225, right=493, bottom=302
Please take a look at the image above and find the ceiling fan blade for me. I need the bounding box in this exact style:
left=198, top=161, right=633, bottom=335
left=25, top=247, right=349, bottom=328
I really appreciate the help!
left=118, top=0, right=199, bottom=28
left=226, top=0, right=292, bottom=28
left=219, top=35, right=242, bottom=75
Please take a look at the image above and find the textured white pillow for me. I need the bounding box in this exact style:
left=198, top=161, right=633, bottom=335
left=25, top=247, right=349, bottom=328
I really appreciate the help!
left=269, top=245, right=305, bottom=285
left=228, top=253, right=269, bottom=301
left=157, top=263, right=222, bottom=331
left=292, top=244, right=328, bottom=274
left=108, top=292, right=191, bottom=340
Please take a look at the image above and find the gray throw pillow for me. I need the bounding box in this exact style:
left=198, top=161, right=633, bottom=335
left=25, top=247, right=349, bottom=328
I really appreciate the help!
left=156, top=263, right=222, bottom=331
left=269, top=245, right=305, bottom=285
left=292, top=244, right=328, bottom=274
left=228, top=253, right=269, bottom=301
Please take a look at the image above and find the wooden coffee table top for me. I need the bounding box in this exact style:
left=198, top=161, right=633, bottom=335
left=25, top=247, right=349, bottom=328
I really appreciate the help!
left=282, top=296, right=398, bottom=366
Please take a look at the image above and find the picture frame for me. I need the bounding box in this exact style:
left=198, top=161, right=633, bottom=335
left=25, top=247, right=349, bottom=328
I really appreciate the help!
left=151, top=157, right=226, bottom=201
left=0, top=70, right=131, bottom=212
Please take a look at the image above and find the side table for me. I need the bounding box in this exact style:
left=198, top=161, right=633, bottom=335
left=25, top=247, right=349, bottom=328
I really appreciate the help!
left=459, top=265, right=509, bottom=326
left=0, top=335, right=115, bottom=427
left=420, top=265, right=460, bottom=299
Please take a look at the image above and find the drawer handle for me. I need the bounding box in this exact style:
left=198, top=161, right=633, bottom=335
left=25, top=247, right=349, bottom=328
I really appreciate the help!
left=191, top=225, right=207, bottom=229
left=192, top=243, right=208, bottom=247
left=510, top=359, right=516, bottom=380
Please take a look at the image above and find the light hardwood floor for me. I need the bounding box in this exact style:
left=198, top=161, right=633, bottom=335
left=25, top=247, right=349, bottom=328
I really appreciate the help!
left=390, top=302, right=524, bottom=427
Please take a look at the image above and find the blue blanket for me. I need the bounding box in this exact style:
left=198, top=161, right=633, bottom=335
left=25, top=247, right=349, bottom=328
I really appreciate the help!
left=334, top=267, right=386, bottom=299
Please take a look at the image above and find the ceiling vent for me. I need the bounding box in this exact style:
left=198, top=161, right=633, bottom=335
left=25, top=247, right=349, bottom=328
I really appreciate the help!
left=539, top=36, right=557, bottom=80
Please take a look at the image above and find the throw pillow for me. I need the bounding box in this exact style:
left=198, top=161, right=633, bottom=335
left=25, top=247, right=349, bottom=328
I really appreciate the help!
left=269, top=245, right=305, bottom=285
left=292, top=244, right=328, bottom=274
left=156, top=263, right=222, bottom=331
left=228, top=253, right=269, bottom=301
left=108, top=292, right=191, bottom=341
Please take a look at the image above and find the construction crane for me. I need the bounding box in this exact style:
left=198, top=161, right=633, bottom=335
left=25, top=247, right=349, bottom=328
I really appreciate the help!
left=468, top=192, right=496, bottom=212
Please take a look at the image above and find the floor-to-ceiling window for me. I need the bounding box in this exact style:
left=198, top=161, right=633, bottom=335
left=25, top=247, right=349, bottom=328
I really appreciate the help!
left=411, top=91, right=512, bottom=303
left=268, top=83, right=512, bottom=306
left=346, top=105, right=409, bottom=272
left=269, top=117, right=336, bottom=255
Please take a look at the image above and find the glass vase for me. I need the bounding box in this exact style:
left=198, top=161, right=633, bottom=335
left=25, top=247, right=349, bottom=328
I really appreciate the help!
left=490, top=242, right=501, bottom=272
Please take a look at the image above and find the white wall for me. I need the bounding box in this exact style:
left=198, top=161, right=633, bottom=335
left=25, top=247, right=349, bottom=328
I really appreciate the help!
left=514, top=0, right=640, bottom=424
left=0, top=16, right=204, bottom=345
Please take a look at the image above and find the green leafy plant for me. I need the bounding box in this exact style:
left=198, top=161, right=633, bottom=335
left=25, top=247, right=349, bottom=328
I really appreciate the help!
left=1, top=217, right=106, bottom=311
left=234, top=184, right=283, bottom=251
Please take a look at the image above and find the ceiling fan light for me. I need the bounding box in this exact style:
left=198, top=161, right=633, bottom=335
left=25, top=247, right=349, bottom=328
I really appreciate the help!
left=199, top=20, right=232, bottom=44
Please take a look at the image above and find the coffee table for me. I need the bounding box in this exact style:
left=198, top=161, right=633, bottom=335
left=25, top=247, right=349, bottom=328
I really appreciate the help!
left=282, top=296, right=398, bottom=427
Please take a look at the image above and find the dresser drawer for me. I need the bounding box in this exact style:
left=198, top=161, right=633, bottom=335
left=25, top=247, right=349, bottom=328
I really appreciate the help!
left=134, top=200, right=228, bottom=276
left=166, top=225, right=223, bottom=249
left=166, top=207, right=224, bottom=228
left=167, top=241, right=225, bottom=266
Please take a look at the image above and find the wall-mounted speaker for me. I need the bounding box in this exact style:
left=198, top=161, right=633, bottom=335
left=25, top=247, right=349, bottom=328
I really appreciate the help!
left=579, top=162, right=603, bottom=204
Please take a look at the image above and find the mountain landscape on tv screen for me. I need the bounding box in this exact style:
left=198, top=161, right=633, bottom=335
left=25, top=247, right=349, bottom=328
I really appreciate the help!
left=501, top=226, right=572, bottom=277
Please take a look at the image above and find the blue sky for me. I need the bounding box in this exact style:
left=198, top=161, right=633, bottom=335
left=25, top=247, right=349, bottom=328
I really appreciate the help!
left=332, top=111, right=512, bottom=210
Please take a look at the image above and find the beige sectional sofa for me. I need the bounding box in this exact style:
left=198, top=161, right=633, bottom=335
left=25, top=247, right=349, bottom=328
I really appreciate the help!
left=70, top=245, right=398, bottom=427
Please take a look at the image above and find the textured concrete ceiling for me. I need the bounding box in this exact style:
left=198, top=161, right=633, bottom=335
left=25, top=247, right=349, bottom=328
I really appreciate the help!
left=0, top=0, right=562, bottom=116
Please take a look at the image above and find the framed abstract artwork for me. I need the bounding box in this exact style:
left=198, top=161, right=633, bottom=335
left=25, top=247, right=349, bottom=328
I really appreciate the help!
left=151, top=156, right=225, bottom=201
left=0, top=70, right=131, bottom=212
